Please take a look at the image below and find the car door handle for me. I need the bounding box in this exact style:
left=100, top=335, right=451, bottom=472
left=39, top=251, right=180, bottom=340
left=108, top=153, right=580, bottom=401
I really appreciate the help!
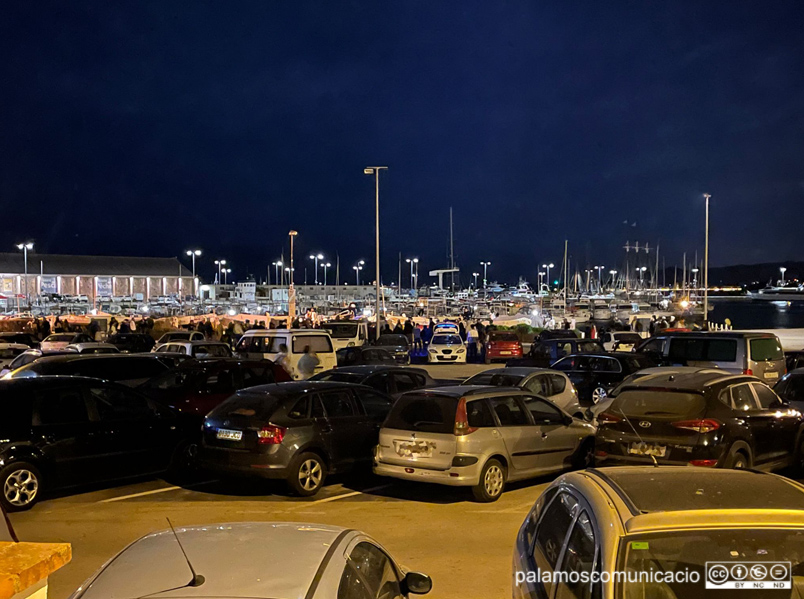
left=541, top=432, right=548, bottom=439
left=492, top=429, right=500, bottom=437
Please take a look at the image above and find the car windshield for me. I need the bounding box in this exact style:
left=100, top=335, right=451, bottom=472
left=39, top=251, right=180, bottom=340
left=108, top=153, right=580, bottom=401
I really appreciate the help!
left=463, top=372, right=525, bottom=386
left=322, top=323, right=359, bottom=338
left=378, top=335, right=408, bottom=346
left=432, top=335, right=462, bottom=345
left=610, top=389, right=706, bottom=418
left=619, top=529, right=804, bottom=598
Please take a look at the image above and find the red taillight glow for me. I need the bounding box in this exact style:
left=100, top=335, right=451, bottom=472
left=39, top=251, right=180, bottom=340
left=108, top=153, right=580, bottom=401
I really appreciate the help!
left=595, top=450, right=608, bottom=458
left=689, top=459, right=718, bottom=467
left=454, top=398, right=478, bottom=436
left=598, top=412, right=622, bottom=424
left=257, top=424, right=286, bottom=444
left=743, top=368, right=753, bottom=376
left=672, top=419, right=721, bottom=433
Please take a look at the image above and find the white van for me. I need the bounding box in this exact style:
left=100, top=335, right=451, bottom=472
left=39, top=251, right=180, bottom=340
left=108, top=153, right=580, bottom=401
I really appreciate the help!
left=320, top=320, right=368, bottom=351
left=235, top=329, right=336, bottom=379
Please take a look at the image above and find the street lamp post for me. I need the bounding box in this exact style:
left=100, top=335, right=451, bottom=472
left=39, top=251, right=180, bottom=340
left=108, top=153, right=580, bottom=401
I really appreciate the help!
left=472, top=272, right=479, bottom=289
left=288, top=230, right=298, bottom=327
left=309, top=254, right=324, bottom=284
left=594, top=265, right=605, bottom=291
left=780, top=267, right=787, bottom=285
left=538, top=271, right=546, bottom=291
left=364, top=166, right=387, bottom=339
left=214, top=259, right=226, bottom=284
left=405, top=258, right=418, bottom=290
left=542, top=263, right=554, bottom=290
left=691, top=268, right=699, bottom=290
left=222, top=268, right=231, bottom=285
left=480, top=261, right=491, bottom=288
left=321, top=262, right=331, bottom=285
left=185, top=249, right=202, bottom=297
left=15, top=242, right=34, bottom=307
left=353, top=265, right=363, bottom=286
left=609, top=270, right=617, bottom=290
left=584, top=269, right=592, bottom=292
left=639, top=266, right=647, bottom=285
left=703, top=193, right=711, bottom=330
left=272, top=261, right=283, bottom=286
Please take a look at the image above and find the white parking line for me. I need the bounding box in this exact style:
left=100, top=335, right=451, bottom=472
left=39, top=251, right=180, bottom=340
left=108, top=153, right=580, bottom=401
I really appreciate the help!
left=98, top=481, right=218, bottom=503
left=306, top=484, right=392, bottom=505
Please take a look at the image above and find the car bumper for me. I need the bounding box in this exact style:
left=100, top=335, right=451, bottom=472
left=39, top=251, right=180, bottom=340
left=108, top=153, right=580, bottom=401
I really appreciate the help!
left=198, top=447, right=292, bottom=479
left=595, top=439, right=727, bottom=467
left=373, top=460, right=480, bottom=486
left=428, top=354, right=466, bottom=363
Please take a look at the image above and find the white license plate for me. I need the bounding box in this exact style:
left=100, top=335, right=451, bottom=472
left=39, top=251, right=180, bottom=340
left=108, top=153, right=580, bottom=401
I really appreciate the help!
left=394, top=440, right=435, bottom=458
left=216, top=428, right=243, bottom=441
left=500, top=350, right=512, bottom=355
left=628, top=442, right=666, bottom=457
left=764, top=371, right=779, bottom=380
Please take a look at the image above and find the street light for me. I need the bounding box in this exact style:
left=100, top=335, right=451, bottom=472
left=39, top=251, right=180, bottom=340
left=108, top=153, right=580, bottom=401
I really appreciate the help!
left=609, top=270, right=617, bottom=289
left=538, top=271, right=546, bottom=290
left=353, top=264, right=363, bottom=285
left=364, top=166, right=388, bottom=340
left=594, top=265, right=605, bottom=290
left=214, top=259, right=227, bottom=284
left=223, top=268, right=232, bottom=285
left=638, top=266, right=647, bottom=284
left=703, top=193, right=711, bottom=330
left=405, top=258, right=418, bottom=290
left=780, top=266, right=788, bottom=285
left=309, top=253, right=324, bottom=284
left=480, top=261, right=491, bottom=288
left=691, top=267, right=699, bottom=289
left=15, top=242, right=33, bottom=306
left=542, top=263, right=554, bottom=290
left=272, top=260, right=283, bottom=286
left=321, top=262, right=331, bottom=285
left=185, top=249, right=202, bottom=295
left=472, top=272, right=479, bottom=288
left=288, top=230, right=299, bottom=327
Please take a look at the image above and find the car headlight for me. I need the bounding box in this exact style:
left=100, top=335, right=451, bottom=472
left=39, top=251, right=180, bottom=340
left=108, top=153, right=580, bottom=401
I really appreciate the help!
left=347, top=341, right=355, bottom=347
left=429, top=349, right=437, bottom=354
left=457, top=348, right=465, bottom=353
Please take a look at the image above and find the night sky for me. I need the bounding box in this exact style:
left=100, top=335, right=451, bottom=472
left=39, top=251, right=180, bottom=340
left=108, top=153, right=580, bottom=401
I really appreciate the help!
left=2, top=2, right=802, bottom=285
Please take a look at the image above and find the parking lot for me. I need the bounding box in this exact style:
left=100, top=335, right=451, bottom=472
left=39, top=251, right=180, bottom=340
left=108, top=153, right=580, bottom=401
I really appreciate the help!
left=9, top=363, right=550, bottom=599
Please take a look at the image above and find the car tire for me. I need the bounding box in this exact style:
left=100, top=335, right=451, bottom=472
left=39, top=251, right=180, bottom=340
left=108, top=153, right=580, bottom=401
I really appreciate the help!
left=287, top=452, right=327, bottom=497
left=168, top=440, right=198, bottom=479
left=1, top=462, right=42, bottom=512
left=571, top=439, right=596, bottom=470
left=591, top=386, right=608, bottom=404
left=472, top=459, right=506, bottom=503
left=726, top=449, right=751, bottom=470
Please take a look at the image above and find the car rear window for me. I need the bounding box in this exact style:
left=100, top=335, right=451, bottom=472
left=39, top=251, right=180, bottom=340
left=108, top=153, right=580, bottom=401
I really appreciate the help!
left=311, top=371, right=364, bottom=384
left=193, top=344, right=230, bottom=357
left=464, top=372, right=525, bottom=386
left=750, top=337, right=784, bottom=361
left=611, top=390, right=707, bottom=418
left=383, top=394, right=458, bottom=434
left=490, top=332, right=518, bottom=342
left=207, top=392, right=281, bottom=422
left=668, top=338, right=737, bottom=362
left=378, top=334, right=408, bottom=346
left=292, top=334, right=333, bottom=354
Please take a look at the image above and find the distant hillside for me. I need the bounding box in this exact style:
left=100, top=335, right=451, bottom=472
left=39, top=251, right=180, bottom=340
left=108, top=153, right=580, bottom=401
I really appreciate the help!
left=662, top=262, right=804, bottom=288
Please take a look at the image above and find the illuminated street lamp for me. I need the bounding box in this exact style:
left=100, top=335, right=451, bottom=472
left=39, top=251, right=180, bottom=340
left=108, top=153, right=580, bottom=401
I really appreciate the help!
left=594, top=265, right=605, bottom=290
left=538, top=271, right=546, bottom=289
left=638, top=266, right=647, bottom=284
left=480, top=261, right=491, bottom=288
left=703, top=193, right=711, bottom=330
left=353, top=263, right=364, bottom=286
left=542, top=263, right=554, bottom=290
left=214, top=259, right=227, bottom=285
left=320, top=262, right=331, bottom=285
left=309, top=253, right=324, bottom=284
left=223, top=268, right=232, bottom=285
left=780, top=266, right=788, bottom=285
left=272, top=260, right=283, bottom=285
left=405, top=258, right=419, bottom=290
left=185, top=249, right=202, bottom=295
left=364, top=166, right=388, bottom=340
left=609, top=270, right=617, bottom=289
left=288, top=230, right=299, bottom=326
left=15, top=242, right=34, bottom=306
left=691, top=267, right=699, bottom=289
left=472, top=272, right=479, bottom=288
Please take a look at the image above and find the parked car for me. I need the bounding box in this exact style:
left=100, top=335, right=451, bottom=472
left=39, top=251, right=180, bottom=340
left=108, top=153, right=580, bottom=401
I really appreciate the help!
left=199, top=381, right=396, bottom=496
left=427, top=333, right=466, bottom=364
left=68, top=522, right=432, bottom=599
left=154, top=340, right=233, bottom=358
left=461, top=367, right=582, bottom=418
left=372, top=334, right=411, bottom=364
left=0, top=343, right=30, bottom=370
left=106, top=333, right=156, bottom=353
left=785, top=350, right=804, bottom=372
left=0, top=377, right=194, bottom=511
left=433, top=322, right=460, bottom=335
left=6, top=353, right=173, bottom=387
left=513, top=467, right=804, bottom=599
left=140, top=358, right=291, bottom=416
left=321, top=320, right=369, bottom=351
left=235, top=329, right=336, bottom=379
left=311, top=365, right=436, bottom=397
left=64, top=342, right=120, bottom=355
left=551, top=352, right=656, bottom=404
left=0, top=332, right=38, bottom=348
left=0, top=349, right=74, bottom=377
left=336, top=346, right=396, bottom=366
left=156, top=330, right=206, bottom=344
left=40, top=332, right=94, bottom=351
left=774, top=367, right=804, bottom=411
left=636, top=331, right=786, bottom=383
left=484, top=330, right=523, bottom=363
left=507, top=337, right=604, bottom=368
left=374, top=386, right=596, bottom=502
left=596, top=370, right=804, bottom=470
left=600, top=330, right=642, bottom=351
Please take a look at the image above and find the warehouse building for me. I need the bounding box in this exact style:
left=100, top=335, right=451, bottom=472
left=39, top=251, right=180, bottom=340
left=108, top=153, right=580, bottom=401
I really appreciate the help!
left=0, top=253, right=195, bottom=300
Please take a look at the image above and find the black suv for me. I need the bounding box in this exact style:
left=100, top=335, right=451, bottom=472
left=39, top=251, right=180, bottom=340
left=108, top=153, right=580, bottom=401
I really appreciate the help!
left=0, top=377, right=192, bottom=511
left=596, top=371, right=804, bottom=471
left=550, top=352, right=655, bottom=404
left=199, top=381, right=395, bottom=496
left=310, top=365, right=436, bottom=398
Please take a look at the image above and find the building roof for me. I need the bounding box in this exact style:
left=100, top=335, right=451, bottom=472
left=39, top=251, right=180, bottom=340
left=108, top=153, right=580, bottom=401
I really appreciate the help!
left=0, top=253, right=192, bottom=277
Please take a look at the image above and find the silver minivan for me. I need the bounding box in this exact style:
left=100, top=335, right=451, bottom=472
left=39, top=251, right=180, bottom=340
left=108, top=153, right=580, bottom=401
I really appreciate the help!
left=637, top=331, right=786, bottom=383
left=373, top=386, right=596, bottom=502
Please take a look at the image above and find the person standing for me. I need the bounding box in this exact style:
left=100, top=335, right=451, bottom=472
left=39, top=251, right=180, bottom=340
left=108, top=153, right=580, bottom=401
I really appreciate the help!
left=297, top=345, right=319, bottom=380
left=275, top=343, right=291, bottom=375
left=466, top=324, right=478, bottom=362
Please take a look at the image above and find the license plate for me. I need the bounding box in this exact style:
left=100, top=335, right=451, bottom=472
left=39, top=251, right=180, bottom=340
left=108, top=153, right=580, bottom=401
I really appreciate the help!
left=500, top=350, right=512, bottom=355
left=394, top=439, right=435, bottom=458
left=628, top=442, right=666, bottom=457
left=764, top=371, right=779, bottom=380
left=216, top=428, right=243, bottom=441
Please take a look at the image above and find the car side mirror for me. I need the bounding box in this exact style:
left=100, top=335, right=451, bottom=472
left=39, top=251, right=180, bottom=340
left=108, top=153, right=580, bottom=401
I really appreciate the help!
left=403, top=572, right=432, bottom=595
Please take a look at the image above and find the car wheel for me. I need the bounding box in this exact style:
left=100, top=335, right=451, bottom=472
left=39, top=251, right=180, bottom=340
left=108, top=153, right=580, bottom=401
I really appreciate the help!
left=591, top=386, right=608, bottom=404
left=287, top=452, right=327, bottom=497
left=1, top=462, right=42, bottom=512
left=472, top=459, right=506, bottom=502
left=726, top=449, right=751, bottom=470
left=571, top=439, right=596, bottom=470
left=168, top=440, right=198, bottom=478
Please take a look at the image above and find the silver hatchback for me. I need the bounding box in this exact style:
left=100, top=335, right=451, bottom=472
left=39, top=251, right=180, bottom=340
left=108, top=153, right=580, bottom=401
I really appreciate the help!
left=373, top=386, right=596, bottom=502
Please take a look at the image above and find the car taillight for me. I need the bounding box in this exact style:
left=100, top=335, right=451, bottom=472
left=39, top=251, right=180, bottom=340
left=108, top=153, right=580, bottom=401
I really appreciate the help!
left=597, top=412, right=622, bottom=424
left=672, top=419, right=721, bottom=433
left=743, top=368, right=753, bottom=376
left=689, top=459, right=718, bottom=467
left=257, top=424, right=286, bottom=444
left=454, top=398, right=478, bottom=436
